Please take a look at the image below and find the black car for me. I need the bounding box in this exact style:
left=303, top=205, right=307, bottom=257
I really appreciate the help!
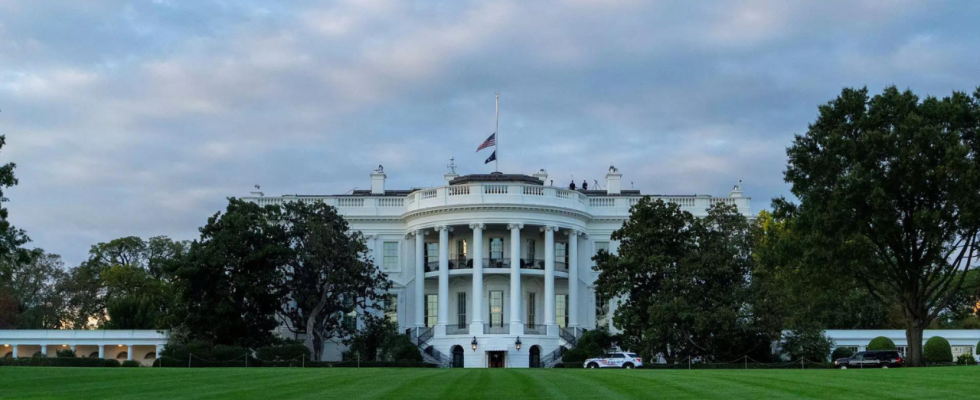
left=834, top=350, right=903, bottom=369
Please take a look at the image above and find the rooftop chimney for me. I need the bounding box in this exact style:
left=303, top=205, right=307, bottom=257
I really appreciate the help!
left=605, top=165, right=622, bottom=195
left=371, top=165, right=386, bottom=195
left=729, top=180, right=743, bottom=198
left=533, top=169, right=548, bottom=184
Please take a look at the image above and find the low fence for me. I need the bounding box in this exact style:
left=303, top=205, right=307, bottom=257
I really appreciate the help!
left=153, top=354, right=435, bottom=368
left=556, top=356, right=975, bottom=369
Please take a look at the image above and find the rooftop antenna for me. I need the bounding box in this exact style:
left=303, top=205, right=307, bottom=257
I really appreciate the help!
left=447, top=156, right=457, bottom=174
left=254, top=184, right=261, bottom=190
left=344, top=187, right=357, bottom=195
left=594, top=179, right=602, bottom=190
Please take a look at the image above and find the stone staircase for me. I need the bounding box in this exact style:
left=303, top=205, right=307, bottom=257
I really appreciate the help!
left=409, top=327, right=452, bottom=367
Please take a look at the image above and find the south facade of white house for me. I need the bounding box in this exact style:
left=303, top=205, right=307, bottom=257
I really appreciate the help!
left=243, top=166, right=751, bottom=368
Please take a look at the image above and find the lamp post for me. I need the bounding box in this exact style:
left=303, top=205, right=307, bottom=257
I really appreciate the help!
left=515, top=337, right=522, bottom=351
left=471, top=337, right=478, bottom=352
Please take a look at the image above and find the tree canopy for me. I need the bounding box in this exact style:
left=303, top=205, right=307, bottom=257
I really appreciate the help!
left=784, top=86, right=980, bottom=366
left=594, top=198, right=775, bottom=363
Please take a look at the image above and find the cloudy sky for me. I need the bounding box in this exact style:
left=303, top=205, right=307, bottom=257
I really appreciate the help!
left=2, top=0, right=978, bottom=264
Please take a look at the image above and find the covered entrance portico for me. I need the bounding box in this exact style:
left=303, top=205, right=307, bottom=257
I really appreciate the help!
left=487, top=350, right=506, bottom=368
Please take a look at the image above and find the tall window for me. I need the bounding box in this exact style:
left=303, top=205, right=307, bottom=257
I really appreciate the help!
left=527, top=292, right=537, bottom=329
left=595, top=241, right=610, bottom=254
left=343, top=311, right=357, bottom=331
left=425, top=242, right=438, bottom=271
left=556, top=242, right=568, bottom=269
left=342, top=298, right=357, bottom=331
left=595, top=294, right=609, bottom=330
left=454, top=240, right=467, bottom=267
left=385, top=295, right=398, bottom=324
left=457, top=293, right=467, bottom=328
left=489, top=290, right=504, bottom=327
left=383, top=242, right=399, bottom=271
left=556, top=294, right=568, bottom=328
left=425, top=294, right=438, bottom=327
left=490, top=238, right=504, bottom=261
left=526, top=239, right=537, bottom=260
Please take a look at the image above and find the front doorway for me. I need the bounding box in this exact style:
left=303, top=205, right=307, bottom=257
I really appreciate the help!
left=529, top=345, right=541, bottom=368
left=451, top=346, right=464, bottom=368
left=488, top=351, right=506, bottom=368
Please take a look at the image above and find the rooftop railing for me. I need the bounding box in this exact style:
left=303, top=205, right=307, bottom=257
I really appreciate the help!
left=242, top=183, right=751, bottom=218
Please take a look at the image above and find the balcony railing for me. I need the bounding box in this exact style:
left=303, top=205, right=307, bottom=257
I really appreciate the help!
left=555, top=261, right=568, bottom=271
left=425, top=261, right=439, bottom=272
left=485, top=323, right=510, bottom=334
left=521, top=258, right=544, bottom=270
left=483, top=258, right=510, bottom=269
left=446, top=325, right=468, bottom=335
left=524, top=324, right=546, bottom=335
left=448, top=256, right=471, bottom=270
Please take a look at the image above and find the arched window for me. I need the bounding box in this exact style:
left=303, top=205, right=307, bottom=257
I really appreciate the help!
left=116, top=352, right=128, bottom=360
left=451, top=345, right=464, bottom=368
left=89, top=351, right=99, bottom=358
left=145, top=352, right=157, bottom=360
left=529, top=345, right=541, bottom=368
left=3, top=352, right=11, bottom=359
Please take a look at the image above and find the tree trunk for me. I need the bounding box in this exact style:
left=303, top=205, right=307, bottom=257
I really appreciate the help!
left=305, top=287, right=331, bottom=361
left=904, top=320, right=925, bottom=367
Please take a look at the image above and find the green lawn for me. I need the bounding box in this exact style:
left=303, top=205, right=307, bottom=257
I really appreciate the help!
left=0, top=367, right=976, bottom=399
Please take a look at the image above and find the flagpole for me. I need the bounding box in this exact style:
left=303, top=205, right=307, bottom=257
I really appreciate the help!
left=495, top=93, right=499, bottom=173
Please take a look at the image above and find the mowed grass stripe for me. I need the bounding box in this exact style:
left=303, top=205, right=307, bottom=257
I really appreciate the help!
left=1, top=367, right=977, bottom=400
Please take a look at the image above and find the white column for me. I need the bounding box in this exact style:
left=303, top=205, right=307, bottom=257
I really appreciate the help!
left=436, top=226, right=451, bottom=335
left=414, top=230, right=425, bottom=328
left=70, top=344, right=76, bottom=356
left=568, top=230, right=579, bottom=328
left=127, top=345, right=134, bottom=361
left=544, top=226, right=556, bottom=335
left=156, top=345, right=164, bottom=356
left=11, top=345, right=17, bottom=358
left=365, top=234, right=378, bottom=267
left=508, top=223, right=523, bottom=334
left=470, top=223, right=485, bottom=335
left=40, top=344, right=47, bottom=357
left=98, top=345, right=104, bottom=359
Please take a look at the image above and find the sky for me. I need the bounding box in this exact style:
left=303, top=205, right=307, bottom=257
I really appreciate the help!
left=1, top=0, right=979, bottom=265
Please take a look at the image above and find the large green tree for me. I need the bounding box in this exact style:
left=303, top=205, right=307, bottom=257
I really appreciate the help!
left=172, top=199, right=291, bottom=348
left=275, top=200, right=390, bottom=360
left=595, top=198, right=774, bottom=363
left=751, top=209, right=890, bottom=331
left=61, top=236, right=187, bottom=328
left=784, top=86, right=980, bottom=366
left=0, top=135, right=40, bottom=328
left=0, top=250, right=69, bottom=329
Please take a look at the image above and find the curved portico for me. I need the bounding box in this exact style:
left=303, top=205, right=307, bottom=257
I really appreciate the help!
left=410, top=220, right=584, bottom=338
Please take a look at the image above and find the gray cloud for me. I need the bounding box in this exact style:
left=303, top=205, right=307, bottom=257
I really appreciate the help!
left=1, top=0, right=979, bottom=264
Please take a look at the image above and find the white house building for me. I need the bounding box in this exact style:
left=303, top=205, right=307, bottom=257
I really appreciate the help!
left=244, top=166, right=752, bottom=368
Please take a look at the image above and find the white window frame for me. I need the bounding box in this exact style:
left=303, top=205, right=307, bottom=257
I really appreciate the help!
left=382, top=241, right=400, bottom=272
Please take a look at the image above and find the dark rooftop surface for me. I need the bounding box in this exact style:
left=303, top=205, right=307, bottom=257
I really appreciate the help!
left=449, top=172, right=544, bottom=186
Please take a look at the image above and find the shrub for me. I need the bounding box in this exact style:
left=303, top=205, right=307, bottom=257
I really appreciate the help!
left=256, top=344, right=311, bottom=361
left=831, top=347, right=855, bottom=360
left=56, top=349, right=77, bottom=358
left=382, top=334, right=422, bottom=362
left=923, top=337, right=953, bottom=363
left=780, top=329, right=833, bottom=361
left=104, top=359, right=121, bottom=367
left=867, top=337, right=896, bottom=351
left=213, top=345, right=250, bottom=361
left=0, top=357, right=115, bottom=367
left=122, top=360, right=142, bottom=368
left=956, top=354, right=977, bottom=365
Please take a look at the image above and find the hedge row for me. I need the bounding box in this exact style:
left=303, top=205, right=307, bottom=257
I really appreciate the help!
left=555, top=362, right=837, bottom=369
left=152, top=356, right=435, bottom=368
left=0, top=357, right=123, bottom=367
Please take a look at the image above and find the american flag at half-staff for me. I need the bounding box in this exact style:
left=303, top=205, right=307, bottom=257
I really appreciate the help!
left=476, top=132, right=496, bottom=152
